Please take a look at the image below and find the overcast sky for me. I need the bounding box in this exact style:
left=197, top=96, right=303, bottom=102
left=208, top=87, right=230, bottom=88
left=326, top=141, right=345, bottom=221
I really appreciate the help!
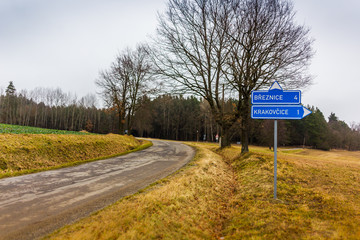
left=1, top=0, right=359, bottom=124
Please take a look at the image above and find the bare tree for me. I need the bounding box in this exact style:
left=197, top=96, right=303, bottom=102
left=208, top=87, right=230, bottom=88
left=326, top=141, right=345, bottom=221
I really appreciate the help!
left=126, top=45, right=153, bottom=134
left=154, top=0, right=313, bottom=151
left=96, top=59, right=129, bottom=134
left=153, top=0, right=236, bottom=147
left=227, top=0, right=314, bottom=152
left=96, top=45, right=152, bottom=134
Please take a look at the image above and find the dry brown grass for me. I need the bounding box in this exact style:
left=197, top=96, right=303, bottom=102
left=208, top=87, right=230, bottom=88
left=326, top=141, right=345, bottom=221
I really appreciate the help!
left=45, top=143, right=360, bottom=240
left=46, top=143, right=237, bottom=240
left=220, top=146, right=360, bottom=239
left=0, top=134, right=148, bottom=178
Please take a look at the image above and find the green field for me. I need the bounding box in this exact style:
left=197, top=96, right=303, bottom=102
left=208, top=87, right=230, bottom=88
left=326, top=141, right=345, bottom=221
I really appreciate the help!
left=0, top=123, right=92, bottom=135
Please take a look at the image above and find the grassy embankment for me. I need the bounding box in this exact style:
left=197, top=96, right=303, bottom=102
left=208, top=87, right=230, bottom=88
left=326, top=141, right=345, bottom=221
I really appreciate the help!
left=220, top=146, right=360, bottom=239
left=0, top=124, right=152, bottom=179
left=46, top=143, right=360, bottom=240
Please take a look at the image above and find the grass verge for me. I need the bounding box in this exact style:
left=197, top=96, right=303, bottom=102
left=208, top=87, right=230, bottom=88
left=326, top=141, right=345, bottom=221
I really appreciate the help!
left=0, top=134, right=151, bottom=179
left=219, top=145, right=360, bottom=239
left=45, top=143, right=360, bottom=239
left=45, top=143, right=237, bottom=240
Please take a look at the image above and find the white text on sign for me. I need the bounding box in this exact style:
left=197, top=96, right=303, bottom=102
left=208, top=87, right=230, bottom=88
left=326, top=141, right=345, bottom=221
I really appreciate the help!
left=253, top=94, right=284, bottom=101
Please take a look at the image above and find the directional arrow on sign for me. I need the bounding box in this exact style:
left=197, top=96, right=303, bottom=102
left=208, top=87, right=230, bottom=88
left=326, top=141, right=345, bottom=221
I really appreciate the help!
left=269, top=81, right=282, bottom=91
left=251, top=105, right=312, bottom=120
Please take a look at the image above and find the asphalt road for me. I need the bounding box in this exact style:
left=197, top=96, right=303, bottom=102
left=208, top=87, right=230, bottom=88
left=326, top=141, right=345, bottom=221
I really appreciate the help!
left=0, top=139, right=195, bottom=240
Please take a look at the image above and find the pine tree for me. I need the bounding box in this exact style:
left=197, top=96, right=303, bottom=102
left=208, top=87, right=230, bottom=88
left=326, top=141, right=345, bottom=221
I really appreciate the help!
left=5, top=81, right=16, bottom=96
left=4, top=81, right=17, bottom=124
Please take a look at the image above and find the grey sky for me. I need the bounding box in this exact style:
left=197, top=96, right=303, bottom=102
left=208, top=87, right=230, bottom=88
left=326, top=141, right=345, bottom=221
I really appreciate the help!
left=293, top=0, right=360, bottom=125
left=0, top=0, right=166, bottom=98
left=0, top=0, right=359, bottom=124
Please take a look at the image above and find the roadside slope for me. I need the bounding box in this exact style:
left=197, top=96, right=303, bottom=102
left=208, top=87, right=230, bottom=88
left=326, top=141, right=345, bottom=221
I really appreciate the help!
left=0, top=140, right=193, bottom=240
left=0, top=134, right=150, bottom=178
left=46, top=143, right=360, bottom=240
left=219, top=145, right=360, bottom=239
left=46, top=142, right=237, bottom=240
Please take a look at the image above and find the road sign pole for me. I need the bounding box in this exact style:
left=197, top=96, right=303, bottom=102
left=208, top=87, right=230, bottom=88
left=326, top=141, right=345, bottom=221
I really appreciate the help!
left=251, top=81, right=312, bottom=200
left=274, top=120, right=278, bottom=199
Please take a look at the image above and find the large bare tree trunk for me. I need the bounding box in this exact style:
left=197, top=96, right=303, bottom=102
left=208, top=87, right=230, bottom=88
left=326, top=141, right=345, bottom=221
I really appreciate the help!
left=220, top=125, right=232, bottom=148
left=119, top=108, right=125, bottom=134
left=240, top=96, right=251, bottom=153
left=241, top=119, right=250, bottom=153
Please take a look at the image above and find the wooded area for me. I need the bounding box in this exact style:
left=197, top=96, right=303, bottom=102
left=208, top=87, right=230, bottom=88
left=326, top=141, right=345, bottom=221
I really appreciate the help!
left=1, top=81, right=360, bottom=151
left=0, top=83, right=112, bottom=134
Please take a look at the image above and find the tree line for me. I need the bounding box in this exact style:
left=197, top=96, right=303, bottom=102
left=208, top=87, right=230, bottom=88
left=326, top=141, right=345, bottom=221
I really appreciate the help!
left=1, top=81, right=360, bottom=150
left=133, top=95, right=360, bottom=151
left=0, top=82, right=116, bottom=134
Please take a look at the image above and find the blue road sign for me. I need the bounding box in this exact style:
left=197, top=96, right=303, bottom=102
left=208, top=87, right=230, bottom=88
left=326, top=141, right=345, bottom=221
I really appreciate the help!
left=252, top=81, right=301, bottom=105
left=250, top=81, right=312, bottom=199
left=251, top=105, right=312, bottom=120
left=252, top=90, right=301, bottom=105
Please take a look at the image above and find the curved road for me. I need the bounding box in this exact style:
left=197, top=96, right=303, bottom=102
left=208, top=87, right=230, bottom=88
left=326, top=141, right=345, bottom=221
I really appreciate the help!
left=0, top=140, right=195, bottom=240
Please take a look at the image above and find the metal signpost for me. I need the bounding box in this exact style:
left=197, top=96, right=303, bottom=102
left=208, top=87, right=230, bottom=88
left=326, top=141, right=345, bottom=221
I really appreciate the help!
left=251, top=81, right=312, bottom=199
